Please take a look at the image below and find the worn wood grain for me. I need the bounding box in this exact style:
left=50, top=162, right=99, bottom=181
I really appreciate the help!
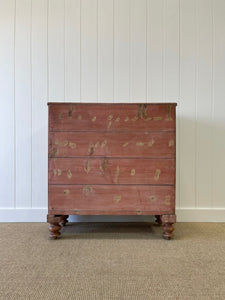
left=49, top=158, right=175, bottom=185
left=48, top=102, right=177, bottom=239
left=48, top=185, right=175, bottom=214
left=49, top=131, right=175, bottom=158
left=49, top=103, right=176, bottom=132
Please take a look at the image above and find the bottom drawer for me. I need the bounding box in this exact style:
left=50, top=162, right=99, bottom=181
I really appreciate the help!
left=49, top=185, right=175, bottom=215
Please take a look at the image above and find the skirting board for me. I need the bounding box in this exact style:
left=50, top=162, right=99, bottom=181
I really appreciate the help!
left=0, top=208, right=224, bottom=222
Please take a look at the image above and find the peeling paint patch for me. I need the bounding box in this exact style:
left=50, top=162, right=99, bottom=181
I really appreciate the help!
left=99, top=159, right=107, bottom=174
left=59, top=113, right=63, bottom=120
left=148, top=139, right=155, bottom=147
left=149, top=195, right=156, bottom=202
left=63, top=189, right=70, bottom=195
left=114, top=166, right=120, bottom=184
left=130, top=169, right=135, bottom=176
left=84, top=160, right=91, bottom=174
left=166, top=105, right=173, bottom=121
left=136, top=209, right=142, bottom=215
left=89, top=142, right=94, bottom=156
left=132, top=116, right=138, bottom=122
left=108, top=121, right=112, bottom=129
left=53, top=168, right=61, bottom=176
left=144, top=117, right=152, bottom=121
left=101, top=140, right=107, bottom=148
left=51, top=147, right=58, bottom=157
left=153, top=116, right=162, bottom=121
left=114, top=195, right=121, bottom=203
left=124, top=116, right=129, bottom=122
left=77, top=115, right=82, bottom=120
left=136, top=142, right=144, bottom=146
left=69, top=142, right=76, bottom=149
left=115, top=117, right=120, bottom=122
left=67, top=169, right=72, bottom=179
left=108, top=115, right=113, bottom=120
left=59, top=140, right=68, bottom=147
left=94, top=141, right=99, bottom=148
left=164, top=195, right=171, bottom=206
left=168, top=139, right=174, bottom=147
left=68, top=106, right=73, bottom=118
left=154, top=169, right=161, bottom=181
left=122, top=142, right=129, bottom=147
left=137, top=104, right=144, bottom=118
left=92, top=116, right=96, bottom=122
left=138, top=104, right=151, bottom=121
left=83, top=185, right=93, bottom=196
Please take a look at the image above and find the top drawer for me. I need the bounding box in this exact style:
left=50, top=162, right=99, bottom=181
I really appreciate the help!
left=48, top=103, right=176, bottom=132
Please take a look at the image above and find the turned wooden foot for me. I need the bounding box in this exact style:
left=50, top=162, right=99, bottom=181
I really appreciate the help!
left=60, top=215, right=69, bottom=226
left=47, top=215, right=62, bottom=239
left=161, top=214, right=176, bottom=240
left=155, top=215, right=162, bottom=225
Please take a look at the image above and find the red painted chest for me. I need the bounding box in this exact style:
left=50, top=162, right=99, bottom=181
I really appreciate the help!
left=47, top=103, right=177, bottom=239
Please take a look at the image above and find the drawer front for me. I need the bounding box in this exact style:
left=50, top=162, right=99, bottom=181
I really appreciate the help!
left=48, top=185, right=175, bottom=214
left=49, top=103, right=176, bottom=132
left=49, top=158, right=175, bottom=185
left=49, top=131, right=175, bottom=158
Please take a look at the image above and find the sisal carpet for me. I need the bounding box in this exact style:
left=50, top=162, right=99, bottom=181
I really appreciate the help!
left=0, top=222, right=225, bottom=300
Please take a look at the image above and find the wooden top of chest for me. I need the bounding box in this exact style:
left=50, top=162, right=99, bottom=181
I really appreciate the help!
left=48, top=102, right=177, bottom=105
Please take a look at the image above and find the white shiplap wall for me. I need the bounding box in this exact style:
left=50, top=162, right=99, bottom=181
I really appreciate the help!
left=0, top=0, right=225, bottom=222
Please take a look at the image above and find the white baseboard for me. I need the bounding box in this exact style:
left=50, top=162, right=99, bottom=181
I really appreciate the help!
left=176, top=208, right=225, bottom=222
left=0, top=208, right=224, bottom=222
left=0, top=208, right=48, bottom=222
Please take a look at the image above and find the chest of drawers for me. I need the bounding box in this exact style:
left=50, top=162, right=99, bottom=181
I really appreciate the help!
left=47, top=103, right=177, bottom=239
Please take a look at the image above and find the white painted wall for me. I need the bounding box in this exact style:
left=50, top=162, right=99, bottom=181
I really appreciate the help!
left=0, top=0, right=225, bottom=222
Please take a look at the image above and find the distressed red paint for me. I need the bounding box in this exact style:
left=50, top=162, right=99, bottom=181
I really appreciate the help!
left=47, top=103, right=177, bottom=239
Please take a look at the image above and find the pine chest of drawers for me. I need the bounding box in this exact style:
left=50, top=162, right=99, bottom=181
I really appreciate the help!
left=47, top=103, right=177, bottom=239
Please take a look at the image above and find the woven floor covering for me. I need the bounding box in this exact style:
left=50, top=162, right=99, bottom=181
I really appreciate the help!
left=0, top=222, right=225, bottom=300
